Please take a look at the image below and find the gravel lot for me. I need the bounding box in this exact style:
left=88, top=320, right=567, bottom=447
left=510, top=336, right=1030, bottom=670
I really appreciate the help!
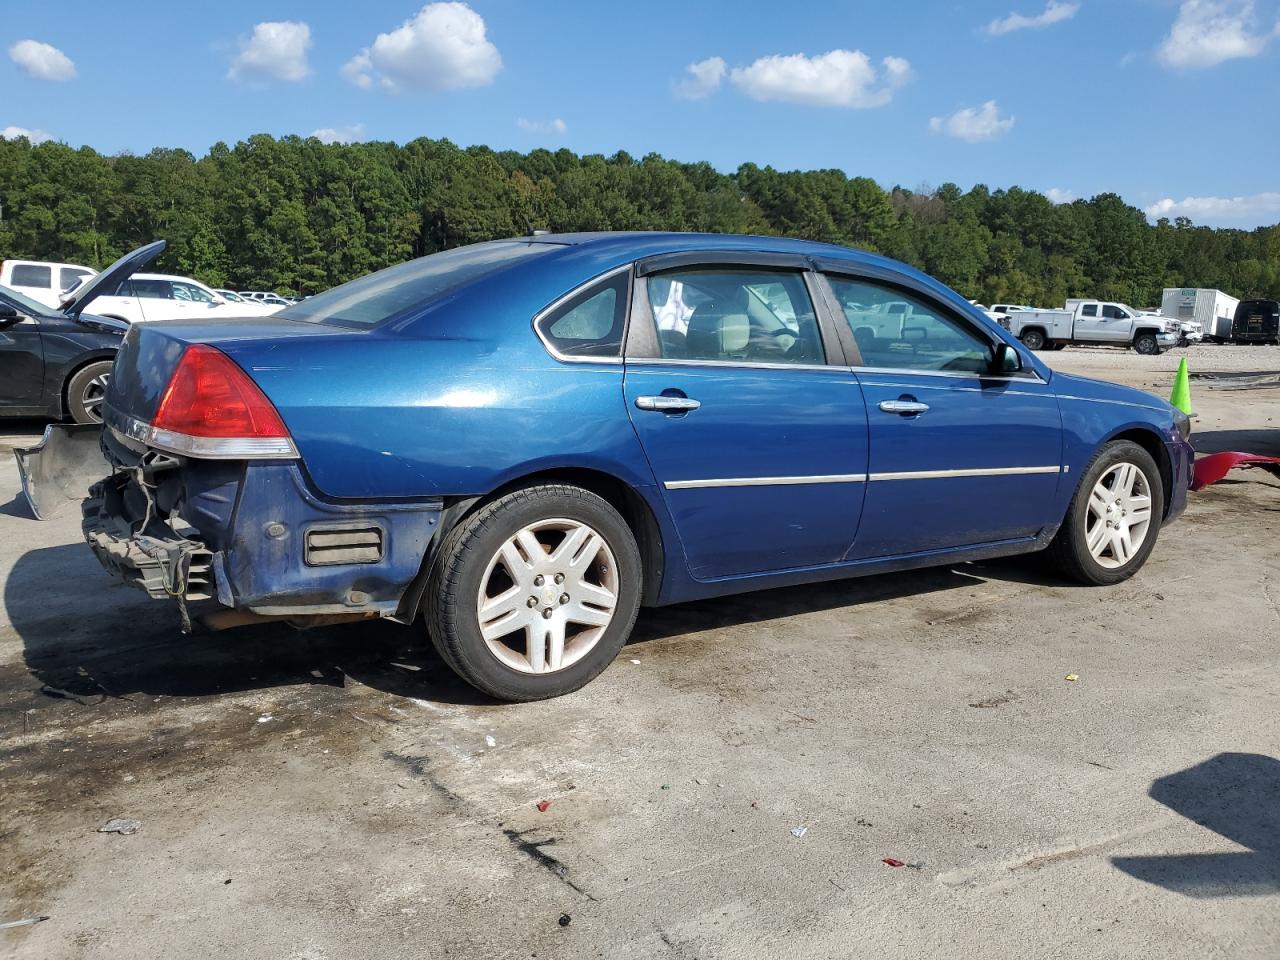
left=1, top=345, right=1277, bottom=960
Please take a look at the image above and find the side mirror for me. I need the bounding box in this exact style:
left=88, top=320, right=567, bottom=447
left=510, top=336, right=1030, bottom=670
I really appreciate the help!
left=0, top=304, right=23, bottom=328
left=994, top=342, right=1022, bottom=374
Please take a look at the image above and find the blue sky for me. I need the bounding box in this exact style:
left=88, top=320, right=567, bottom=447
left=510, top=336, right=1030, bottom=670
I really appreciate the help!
left=3, top=1, right=1279, bottom=227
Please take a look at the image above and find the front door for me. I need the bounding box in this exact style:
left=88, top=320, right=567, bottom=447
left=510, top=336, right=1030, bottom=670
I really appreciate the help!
left=0, top=297, right=46, bottom=409
left=623, top=264, right=868, bottom=580
left=822, top=272, right=1063, bottom=559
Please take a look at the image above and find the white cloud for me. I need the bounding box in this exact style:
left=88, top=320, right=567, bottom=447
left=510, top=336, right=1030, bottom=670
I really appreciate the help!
left=1157, top=1, right=1276, bottom=68
left=8, top=40, right=76, bottom=82
left=1045, top=187, right=1077, bottom=204
left=929, top=100, right=1015, bottom=141
left=673, top=56, right=726, bottom=99
left=1145, top=192, right=1280, bottom=226
left=310, top=123, right=366, bottom=144
left=1, top=125, right=54, bottom=145
left=986, top=1, right=1080, bottom=36
left=343, top=2, right=501, bottom=93
left=516, top=117, right=567, bottom=136
left=229, top=21, right=312, bottom=82
left=729, top=50, right=911, bottom=108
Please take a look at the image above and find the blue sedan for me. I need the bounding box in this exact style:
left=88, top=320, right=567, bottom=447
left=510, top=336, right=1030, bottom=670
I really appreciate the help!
left=20, top=233, right=1194, bottom=700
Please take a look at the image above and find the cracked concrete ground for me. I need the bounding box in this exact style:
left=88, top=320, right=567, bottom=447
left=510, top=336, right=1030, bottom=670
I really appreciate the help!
left=1, top=346, right=1277, bottom=959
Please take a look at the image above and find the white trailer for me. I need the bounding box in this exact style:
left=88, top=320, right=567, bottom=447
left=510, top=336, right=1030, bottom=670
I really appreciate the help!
left=1160, top=288, right=1239, bottom=342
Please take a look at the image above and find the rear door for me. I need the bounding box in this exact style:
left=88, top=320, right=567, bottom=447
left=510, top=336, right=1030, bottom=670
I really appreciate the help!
left=621, top=257, right=869, bottom=580
left=1072, top=302, right=1107, bottom=341
left=819, top=270, right=1063, bottom=559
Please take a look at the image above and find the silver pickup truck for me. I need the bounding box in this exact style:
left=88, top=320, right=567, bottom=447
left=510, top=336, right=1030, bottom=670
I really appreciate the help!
left=998, top=300, right=1179, bottom=354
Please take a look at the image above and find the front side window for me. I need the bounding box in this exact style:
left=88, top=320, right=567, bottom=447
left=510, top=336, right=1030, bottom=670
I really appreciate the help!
left=643, top=268, right=824, bottom=365
left=536, top=272, right=628, bottom=358
left=1102, top=304, right=1127, bottom=319
left=827, top=275, right=993, bottom=374
left=60, top=267, right=92, bottom=292
left=11, top=264, right=51, bottom=289
left=173, top=282, right=216, bottom=303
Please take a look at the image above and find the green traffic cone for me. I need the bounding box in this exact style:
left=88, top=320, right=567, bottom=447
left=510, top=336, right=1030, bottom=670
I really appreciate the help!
left=1170, top=357, right=1192, bottom=415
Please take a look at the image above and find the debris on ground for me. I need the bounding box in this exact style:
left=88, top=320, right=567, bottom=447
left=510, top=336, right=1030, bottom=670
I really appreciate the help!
left=0, top=917, right=49, bottom=930
left=484, top=735, right=496, bottom=748
left=882, top=857, right=905, bottom=867
left=558, top=913, right=572, bottom=927
left=694, top=777, right=707, bottom=785
left=629, top=659, right=641, bottom=664
left=257, top=714, right=273, bottom=723
left=536, top=800, right=551, bottom=812
left=1065, top=674, right=1079, bottom=682
left=791, top=826, right=808, bottom=838
left=98, top=818, right=141, bottom=835
left=660, top=784, right=670, bottom=790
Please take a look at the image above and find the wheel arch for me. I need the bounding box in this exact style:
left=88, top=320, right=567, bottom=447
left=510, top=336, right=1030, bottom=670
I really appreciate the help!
left=394, top=466, right=669, bottom=624
left=1101, top=426, right=1174, bottom=519
left=58, top=352, right=117, bottom=418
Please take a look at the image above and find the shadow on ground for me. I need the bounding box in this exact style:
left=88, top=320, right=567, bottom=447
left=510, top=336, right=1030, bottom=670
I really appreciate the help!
left=1193, top=428, right=1280, bottom=457
left=1112, top=753, right=1280, bottom=898
left=5, top=541, right=1066, bottom=709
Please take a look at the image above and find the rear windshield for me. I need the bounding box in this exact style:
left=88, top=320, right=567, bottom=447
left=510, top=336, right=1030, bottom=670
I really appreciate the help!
left=278, top=241, right=552, bottom=329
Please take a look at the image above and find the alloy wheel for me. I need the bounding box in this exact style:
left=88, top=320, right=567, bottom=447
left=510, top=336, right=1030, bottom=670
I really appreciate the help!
left=476, top=518, right=619, bottom=674
left=82, top=372, right=109, bottom=423
left=1085, top=462, right=1153, bottom=569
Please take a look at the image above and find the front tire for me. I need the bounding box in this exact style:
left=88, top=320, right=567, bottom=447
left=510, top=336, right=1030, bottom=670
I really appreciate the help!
left=1133, top=333, right=1161, bottom=355
left=426, top=484, right=642, bottom=701
left=1046, top=440, right=1163, bottom=585
left=65, top=360, right=113, bottom=424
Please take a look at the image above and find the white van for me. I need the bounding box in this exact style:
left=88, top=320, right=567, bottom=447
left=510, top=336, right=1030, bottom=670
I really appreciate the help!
left=0, top=259, right=97, bottom=308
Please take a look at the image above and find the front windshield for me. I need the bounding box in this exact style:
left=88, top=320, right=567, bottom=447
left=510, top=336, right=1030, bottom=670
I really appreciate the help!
left=0, top=283, right=55, bottom=317
left=279, top=241, right=553, bottom=328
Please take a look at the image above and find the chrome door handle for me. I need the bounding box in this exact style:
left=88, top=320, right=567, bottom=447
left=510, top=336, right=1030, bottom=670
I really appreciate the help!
left=635, top=395, right=700, bottom=413
left=879, top=399, right=929, bottom=415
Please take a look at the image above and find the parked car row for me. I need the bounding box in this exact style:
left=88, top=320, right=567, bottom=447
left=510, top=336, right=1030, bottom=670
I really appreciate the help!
left=982, top=290, right=1277, bottom=351
left=0, top=256, right=301, bottom=315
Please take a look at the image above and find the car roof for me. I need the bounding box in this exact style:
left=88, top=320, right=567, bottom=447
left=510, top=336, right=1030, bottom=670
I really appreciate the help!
left=132, top=273, right=209, bottom=283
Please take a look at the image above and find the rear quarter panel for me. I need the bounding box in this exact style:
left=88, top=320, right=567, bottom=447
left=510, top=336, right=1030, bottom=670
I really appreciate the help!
left=220, top=328, right=657, bottom=502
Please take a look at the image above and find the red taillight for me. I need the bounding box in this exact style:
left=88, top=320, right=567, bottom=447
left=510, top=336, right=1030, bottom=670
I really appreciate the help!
left=153, top=344, right=289, bottom=439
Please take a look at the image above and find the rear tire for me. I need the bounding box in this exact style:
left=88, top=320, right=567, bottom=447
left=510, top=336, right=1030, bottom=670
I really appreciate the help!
left=1020, top=329, right=1046, bottom=351
left=1133, top=333, right=1161, bottom=355
left=425, top=483, right=642, bottom=701
left=1045, top=440, right=1163, bottom=586
left=65, top=360, right=113, bottom=425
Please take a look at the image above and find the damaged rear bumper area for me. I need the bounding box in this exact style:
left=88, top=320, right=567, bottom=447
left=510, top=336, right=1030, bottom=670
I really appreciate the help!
left=22, top=424, right=443, bottom=630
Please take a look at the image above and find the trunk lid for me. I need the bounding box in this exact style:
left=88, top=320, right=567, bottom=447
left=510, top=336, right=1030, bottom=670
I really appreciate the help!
left=104, top=316, right=360, bottom=425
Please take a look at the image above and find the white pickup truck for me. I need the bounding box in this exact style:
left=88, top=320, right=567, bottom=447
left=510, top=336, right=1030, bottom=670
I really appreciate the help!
left=998, top=300, right=1179, bottom=354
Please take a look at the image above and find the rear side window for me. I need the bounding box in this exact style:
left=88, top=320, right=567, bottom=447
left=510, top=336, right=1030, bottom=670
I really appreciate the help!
left=282, top=241, right=551, bottom=329
left=1081, top=304, right=1098, bottom=317
left=132, top=279, right=174, bottom=299
left=10, top=264, right=51, bottom=289
left=642, top=268, right=824, bottom=365
left=536, top=271, right=629, bottom=359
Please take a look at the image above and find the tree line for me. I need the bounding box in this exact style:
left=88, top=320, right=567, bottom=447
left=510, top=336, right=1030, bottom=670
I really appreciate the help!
left=1, top=132, right=1277, bottom=308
